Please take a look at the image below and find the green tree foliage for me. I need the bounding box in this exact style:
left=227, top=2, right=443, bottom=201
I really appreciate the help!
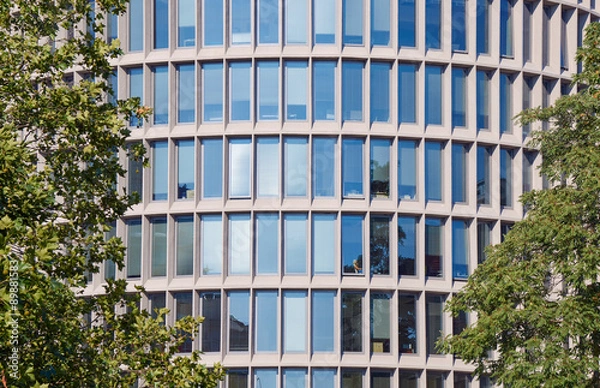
left=441, top=22, right=600, bottom=388
left=0, top=1, right=224, bottom=386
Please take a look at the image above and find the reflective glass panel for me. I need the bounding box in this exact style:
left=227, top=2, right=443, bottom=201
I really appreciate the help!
left=203, top=63, right=223, bottom=122
left=256, top=214, right=279, bottom=274
left=204, top=0, right=223, bottom=46
left=425, top=218, right=443, bottom=277
left=284, top=213, right=307, bottom=274
left=256, top=137, right=280, bottom=197
left=312, top=291, right=335, bottom=352
left=202, top=215, right=222, bottom=275
left=313, top=61, right=336, bottom=120
left=177, top=64, right=195, bottom=123
left=255, top=291, right=278, bottom=352
left=177, top=139, right=194, bottom=200
left=286, top=62, right=308, bottom=120
left=342, top=214, right=363, bottom=274
left=152, top=141, right=168, bottom=201
left=229, top=291, right=250, bottom=351
left=312, top=137, right=335, bottom=197
left=258, top=61, right=279, bottom=120
left=229, top=214, right=251, bottom=275
left=202, top=138, right=223, bottom=198
left=178, top=0, right=195, bottom=47
left=370, top=62, right=391, bottom=123
left=284, top=291, right=307, bottom=352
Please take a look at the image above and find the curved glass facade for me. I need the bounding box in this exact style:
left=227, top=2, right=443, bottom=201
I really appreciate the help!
left=85, top=0, right=600, bottom=386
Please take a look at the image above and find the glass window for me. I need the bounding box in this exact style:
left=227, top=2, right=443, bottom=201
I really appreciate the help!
left=228, top=370, right=249, bottom=388
left=500, top=73, right=513, bottom=134
left=477, top=70, right=490, bottom=130
left=229, top=214, right=251, bottom=275
left=284, top=291, right=307, bottom=352
left=107, top=10, right=118, bottom=44
left=500, top=148, right=513, bottom=207
left=177, top=64, right=195, bottom=123
left=314, top=0, right=335, bottom=44
left=174, top=292, right=193, bottom=352
left=202, top=138, right=223, bottom=198
left=477, top=0, right=490, bottom=54
left=152, top=141, right=168, bottom=201
left=523, top=2, right=533, bottom=62
left=153, top=66, right=168, bottom=125
left=284, top=369, right=307, bottom=388
left=500, top=0, right=514, bottom=57
left=398, top=294, right=417, bottom=353
left=126, top=218, right=142, bottom=278
left=398, top=63, right=417, bottom=123
left=398, top=0, right=416, bottom=47
left=371, top=293, right=391, bottom=353
left=522, top=76, right=535, bottom=139
left=107, top=70, right=118, bottom=106
left=285, top=0, right=307, bottom=44
left=284, top=137, right=308, bottom=197
left=454, top=372, right=472, bottom=388
left=254, top=369, right=277, bottom=388
left=229, top=138, right=251, bottom=198
left=523, top=151, right=536, bottom=194
left=371, top=0, right=390, bottom=46
left=203, top=0, right=223, bottom=46
left=230, top=62, right=251, bottom=121
left=154, top=0, right=168, bottom=49
left=284, top=213, right=307, bottom=274
left=129, top=0, right=143, bottom=51
left=342, top=138, right=364, bottom=197
left=128, top=67, right=143, bottom=127
left=229, top=291, right=250, bottom=351
left=452, top=219, right=469, bottom=279
left=343, top=0, right=363, bottom=44
left=426, top=294, right=444, bottom=354
left=501, top=222, right=513, bottom=242
left=313, top=61, right=336, bottom=121
left=312, top=214, right=336, bottom=274
left=256, top=214, right=279, bottom=274
left=203, top=63, right=223, bottom=123
left=127, top=143, right=143, bottom=198
left=370, top=216, right=390, bottom=275
left=255, top=291, right=278, bottom=352
left=342, top=214, right=364, bottom=274
left=453, top=311, right=468, bottom=337
left=398, top=139, right=417, bottom=200
left=477, top=145, right=491, bottom=205
left=231, top=0, right=251, bottom=44
left=425, top=65, right=443, bottom=126
left=313, top=369, right=337, bottom=386
left=425, top=218, right=443, bottom=277
left=256, top=137, right=280, bottom=197
left=452, top=67, right=467, bottom=128
left=427, top=372, right=445, bottom=388
left=202, top=214, right=222, bottom=275
left=425, top=141, right=443, bottom=202
left=371, top=371, right=392, bottom=387
left=285, top=62, right=308, bottom=120
left=177, top=139, right=194, bottom=200
left=370, top=62, right=391, bottom=123
left=398, top=216, right=417, bottom=276
left=425, top=0, right=441, bottom=50
left=342, top=293, right=363, bottom=352
left=312, top=291, right=335, bottom=352
left=178, top=0, right=195, bottom=47
left=477, top=221, right=492, bottom=263
left=257, top=61, right=279, bottom=120
left=148, top=292, right=166, bottom=321
left=104, top=222, right=116, bottom=281
left=312, top=137, right=336, bottom=197
left=201, top=292, right=221, bottom=352
left=175, top=215, right=193, bottom=276
left=342, top=61, right=364, bottom=121
left=543, top=6, right=553, bottom=67
left=452, top=143, right=467, bottom=204
left=452, top=0, right=466, bottom=51
left=370, top=139, right=390, bottom=199
left=399, top=371, right=419, bottom=387
left=258, top=0, right=279, bottom=44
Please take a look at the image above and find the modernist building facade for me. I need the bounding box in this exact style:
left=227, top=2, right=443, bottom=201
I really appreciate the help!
left=83, top=0, right=599, bottom=386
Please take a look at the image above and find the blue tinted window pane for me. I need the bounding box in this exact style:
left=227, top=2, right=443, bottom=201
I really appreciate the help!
left=259, top=0, right=279, bottom=44
left=153, top=66, right=168, bottom=125
left=312, top=214, right=335, bottom=274
left=501, top=149, right=513, bottom=207
left=177, top=140, right=194, bottom=199
left=154, top=0, right=168, bottom=49
left=230, top=62, right=251, bottom=121
left=231, top=0, right=251, bottom=44
left=177, top=64, right=195, bottom=123
left=256, top=214, right=279, bottom=274
left=202, top=215, right=222, bottom=275
left=371, top=0, right=390, bottom=46
left=452, top=0, right=466, bottom=51
left=176, top=216, right=193, bottom=276
left=398, top=0, right=416, bottom=47
left=284, top=214, right=307, bottom=274
left=229, top=291, right=250, bottom=351
left=286, top=0, right=307, bottom=44
left=254, top=370, right=277, bottom=388
left=129, top=0, right=143, bottom=51
left=477, top=146, right=491, bottom=205
left=286, top=62, right=308, bottom=120
left=370, top=139, right=390, bottom=198
left=370, top=216, right=390, bottom=275
left=314, top=0, right=335, bottom=43
left=229, top=138, right=251, bottom=198
left=342, top=138, right=363, bottom=197
left=107, top=11, right=118, bottom=44
left=452, top=143, right=467, bottom=204
left=343, top=0, right=363, bottom=44
left=258, top=62, right=279, bottom=120
left=204, top=0, right=223, bottom=46
left=398, top=140, right=417, bottom=200
left=500, top=0, right=514, bottom=57
left=477, top=0, right=489, bottom=54
left=398, top=63, right=416, bottom=123
left=500, top=73, right=512, bottom=134
left=229, top=214, right=251, bottom=275
left=151, top=217, right=167, bottom=276
left=178, top=0, right=195, bottom=47
left=174, top=293, right=193, bottom=351
left=284, top=369, right=307, bottom=387
left=342, top=215, right=363, bottom=274
left=257, top=138, right=280, bottom=197
left=425, top=65, right=443, bottom=126
left=370, top=62, right=390, bottom=123
left=284, top=292, right=307, bottom=352
left=452, top=219, right=469, bottom=278
left=313, top=370, right=336, bottom=386
left=256, top=291, right=278, bottom=352
left=129, top=67, right=143, bottom=127
left=477, top=71, right=490, bottom=130
left=108, top=70, right=117, bottom=106
left=398, top=216, right=416, bottom=276
left=284, top=137, right=308, bottom=197
left=126, top=219, right=142, bottom=278
left=425, top=142, right=442, bottom=201
left=425, top=218, right=443, bottom=277
left=313, top=61, right=336, bottom=120
left=342, top=62, right=363, bottom=121
left=152, top=141, right=168, bottom=200
left=425, top=0, right=441, bottom=49
left=203, top=63, right=223, bottom=123
left=312, top=138, right=335, bottom=197
left=203, top=139, right=223, bottom=198
left=398, top=294, right=417, bottom=353
left=312, top=291, right=335, bottom=351
left=452, top=67, right=466, bottom=127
